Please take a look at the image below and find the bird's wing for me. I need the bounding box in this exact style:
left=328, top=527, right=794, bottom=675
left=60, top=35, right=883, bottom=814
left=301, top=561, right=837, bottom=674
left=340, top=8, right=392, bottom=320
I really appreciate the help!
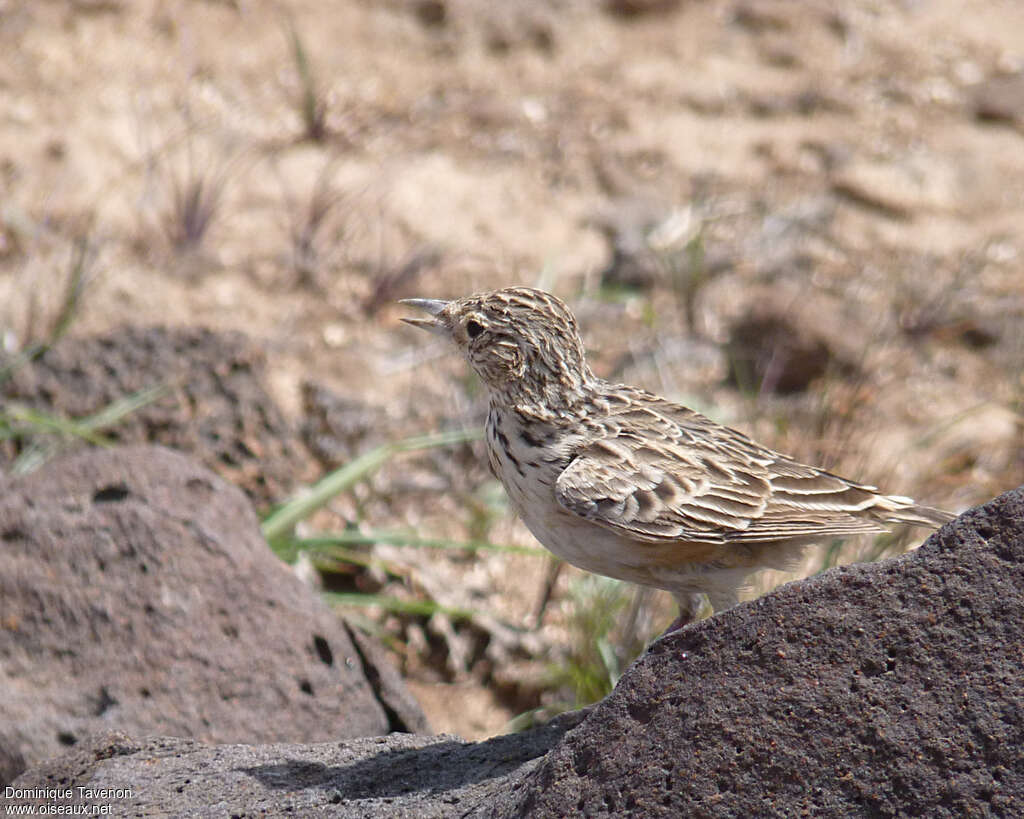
left=554, top=393, right=892, bottom=545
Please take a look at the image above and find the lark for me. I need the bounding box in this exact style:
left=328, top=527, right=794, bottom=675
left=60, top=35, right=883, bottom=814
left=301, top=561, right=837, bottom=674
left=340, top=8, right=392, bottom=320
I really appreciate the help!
left=402, top=287, right=954, bottom=630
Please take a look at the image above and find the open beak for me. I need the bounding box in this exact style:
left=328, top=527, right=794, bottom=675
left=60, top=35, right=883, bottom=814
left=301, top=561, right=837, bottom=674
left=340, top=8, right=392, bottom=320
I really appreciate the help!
left=399, top=298, right=450, bottom=336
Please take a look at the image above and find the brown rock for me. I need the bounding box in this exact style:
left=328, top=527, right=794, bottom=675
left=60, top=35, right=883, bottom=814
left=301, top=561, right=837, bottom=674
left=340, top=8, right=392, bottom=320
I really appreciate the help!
left=0, top=326, right=311, bottom=507
left=604, top=0, right=681, bottom=19
left=0, top=445, right=428, bottom=784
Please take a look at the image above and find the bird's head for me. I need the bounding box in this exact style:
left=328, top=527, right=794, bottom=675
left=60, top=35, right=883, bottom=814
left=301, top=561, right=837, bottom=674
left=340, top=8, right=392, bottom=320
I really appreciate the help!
left=402, top=287, right=595, bottom=413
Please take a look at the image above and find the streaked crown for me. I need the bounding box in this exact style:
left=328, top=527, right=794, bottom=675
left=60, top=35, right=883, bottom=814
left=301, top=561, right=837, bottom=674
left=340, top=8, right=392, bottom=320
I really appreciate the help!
left=405, top=287, right=596, bottom=412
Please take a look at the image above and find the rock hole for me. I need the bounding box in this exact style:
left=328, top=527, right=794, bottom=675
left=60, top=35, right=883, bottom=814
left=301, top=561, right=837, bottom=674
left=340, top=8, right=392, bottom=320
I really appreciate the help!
left=860, top=658, right=883, bottom=677
left=572, top=746, right=595, bottom=777
left=627, top=700, right=654, bottom=723
left=313, top=634, right=334, bottom=666
left=185, top=477, right=214, bottom=493
left=974, top=521, right=995, bottom=540
left=57, top=731, right=77, bottom=746
left=299, top=679, right=314, bottom=696
left=93, top=484, right=130, bottom=504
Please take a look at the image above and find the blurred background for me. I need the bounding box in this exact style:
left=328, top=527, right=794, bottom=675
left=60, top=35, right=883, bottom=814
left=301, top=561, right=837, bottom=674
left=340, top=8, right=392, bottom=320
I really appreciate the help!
left=1, top=0, right=1022, bottom=738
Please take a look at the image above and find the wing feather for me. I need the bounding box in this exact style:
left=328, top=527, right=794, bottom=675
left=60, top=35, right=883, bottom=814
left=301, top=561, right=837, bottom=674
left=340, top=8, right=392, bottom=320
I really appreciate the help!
left=554, top=391, right=928, bottom=546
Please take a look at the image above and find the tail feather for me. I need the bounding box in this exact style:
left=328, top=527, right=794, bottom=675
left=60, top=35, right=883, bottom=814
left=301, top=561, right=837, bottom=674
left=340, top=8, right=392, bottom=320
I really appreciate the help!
left=875, top=495, right=956, bottom=529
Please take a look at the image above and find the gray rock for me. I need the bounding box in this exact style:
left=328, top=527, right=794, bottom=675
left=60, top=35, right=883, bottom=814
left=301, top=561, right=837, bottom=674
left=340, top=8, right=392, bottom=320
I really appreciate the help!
left=6, top=714, right=586, bottom=817
left=8, top=485, right=1023, bottom=817
left=0, top=446, right=428, bottom=785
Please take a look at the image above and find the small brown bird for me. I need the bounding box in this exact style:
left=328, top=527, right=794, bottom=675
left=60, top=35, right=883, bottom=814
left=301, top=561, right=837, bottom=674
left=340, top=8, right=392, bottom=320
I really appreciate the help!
left=403, top=287, right=954, bottom=630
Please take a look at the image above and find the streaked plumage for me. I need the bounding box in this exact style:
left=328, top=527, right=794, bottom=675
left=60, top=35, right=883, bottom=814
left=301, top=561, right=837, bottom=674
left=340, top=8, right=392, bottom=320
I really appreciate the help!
left=403, top=287, right=954, bottom=628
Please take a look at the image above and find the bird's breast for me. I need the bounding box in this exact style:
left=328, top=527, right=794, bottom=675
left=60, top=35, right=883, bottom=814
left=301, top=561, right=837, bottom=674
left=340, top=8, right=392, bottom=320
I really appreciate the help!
left=485, top=408, right=565, bottom=508
left=484, top=407, right=638, bottom=578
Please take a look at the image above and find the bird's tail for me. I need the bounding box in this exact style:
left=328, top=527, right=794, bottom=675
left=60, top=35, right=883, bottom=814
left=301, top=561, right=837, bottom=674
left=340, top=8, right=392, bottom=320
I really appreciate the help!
left=875, top=495, right=956, bottom=529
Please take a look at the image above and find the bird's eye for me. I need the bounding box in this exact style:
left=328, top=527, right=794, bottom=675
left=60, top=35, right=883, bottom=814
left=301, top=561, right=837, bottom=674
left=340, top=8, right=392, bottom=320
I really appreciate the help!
left=466, top=319, right=485, bottom=339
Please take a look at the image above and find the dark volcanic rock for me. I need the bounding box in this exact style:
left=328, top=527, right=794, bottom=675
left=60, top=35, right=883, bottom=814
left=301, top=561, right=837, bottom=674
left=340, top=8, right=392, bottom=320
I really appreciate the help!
left=7, top=486, right=1022, bottom=817
left=0, top=326, right=311, bottom=507
left=502, top=486, right=1024, bottom=817
left=0, top=446, right=428, bottom=785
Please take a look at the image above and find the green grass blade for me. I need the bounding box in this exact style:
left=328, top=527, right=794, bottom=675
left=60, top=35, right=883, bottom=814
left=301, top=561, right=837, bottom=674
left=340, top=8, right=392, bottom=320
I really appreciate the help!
left=77, top=384, right=169, bottom=431
left=4, top=384, right=168, bottom=474
left=322, top=591, right=477, bottom=621
left=4, top=405, right=112, bottom=447
left=260, top=428, right=482, bottom=542
left=293, top=529, right=546, bottom=557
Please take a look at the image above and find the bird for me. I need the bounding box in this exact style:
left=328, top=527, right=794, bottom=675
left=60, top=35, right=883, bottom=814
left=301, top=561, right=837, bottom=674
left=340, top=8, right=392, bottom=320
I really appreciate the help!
left=402, top=286, right=954, bottom=631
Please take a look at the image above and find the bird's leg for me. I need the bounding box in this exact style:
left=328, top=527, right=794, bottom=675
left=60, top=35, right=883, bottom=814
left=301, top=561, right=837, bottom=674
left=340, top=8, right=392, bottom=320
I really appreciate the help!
left=662, top=591, right=705, bottom=634
left=532, top=559, right=563, bottom=629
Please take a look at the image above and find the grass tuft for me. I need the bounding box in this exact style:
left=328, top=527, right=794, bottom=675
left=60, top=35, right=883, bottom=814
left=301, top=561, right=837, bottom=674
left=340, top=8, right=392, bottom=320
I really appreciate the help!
left=0, top=384, right=168, bottom=474
left=282, top=158, right=346, bottom=286
left=546, top=575, right=653, bottom=709
left=1, top=224, right=98, bottom=385
left=163, top=160, right=229, bottom=253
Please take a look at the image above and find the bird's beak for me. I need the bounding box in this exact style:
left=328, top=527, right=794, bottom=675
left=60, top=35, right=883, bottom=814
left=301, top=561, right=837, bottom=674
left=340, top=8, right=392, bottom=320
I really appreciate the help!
left=399, top=298, right=450, bottom=336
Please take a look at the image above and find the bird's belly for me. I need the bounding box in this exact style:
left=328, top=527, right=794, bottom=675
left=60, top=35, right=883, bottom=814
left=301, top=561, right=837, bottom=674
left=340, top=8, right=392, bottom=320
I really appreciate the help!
left=498, top=449, right=755, bottom=607
left=520, top=498, right=626, bottom=573
left=487, top=410, right=715, bottom=588
left=501, top=463, right=664, bottom=584
left=517, top=501, right=752, bottom=607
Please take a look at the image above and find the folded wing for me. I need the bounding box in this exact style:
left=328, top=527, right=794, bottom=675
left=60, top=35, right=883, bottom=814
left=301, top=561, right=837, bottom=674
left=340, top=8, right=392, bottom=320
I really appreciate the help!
left=554, top=393, right=949, bottom=546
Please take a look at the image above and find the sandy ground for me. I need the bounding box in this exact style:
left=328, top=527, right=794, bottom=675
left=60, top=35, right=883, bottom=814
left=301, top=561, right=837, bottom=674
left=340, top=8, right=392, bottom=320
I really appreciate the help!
left=2, top=0, right=1022, bottom=738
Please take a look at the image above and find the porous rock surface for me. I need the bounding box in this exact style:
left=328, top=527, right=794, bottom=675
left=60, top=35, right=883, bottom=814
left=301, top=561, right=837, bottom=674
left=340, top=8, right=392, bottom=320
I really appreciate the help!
left=8, top=485, right=1023, bottom=817
left=5, top=715, right=586, bottom=818
left=0, top=446, right=427, bottom=785
left=505, top=484, right=1024, bottom=817
left=0, top=327, right=312, bottom=506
